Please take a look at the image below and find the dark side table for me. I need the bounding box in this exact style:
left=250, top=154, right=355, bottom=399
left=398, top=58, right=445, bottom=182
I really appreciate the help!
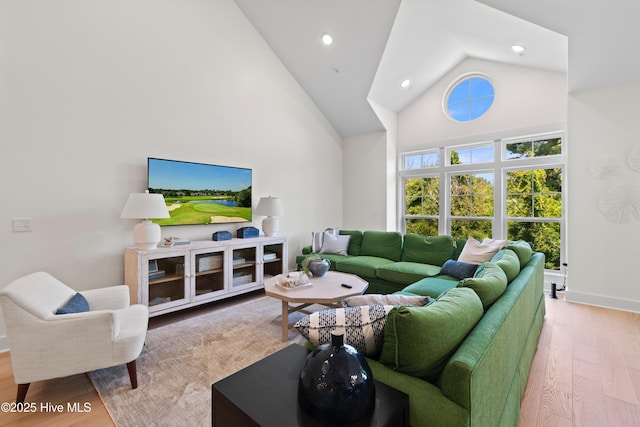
left=212, top=344, right=409, bottom=427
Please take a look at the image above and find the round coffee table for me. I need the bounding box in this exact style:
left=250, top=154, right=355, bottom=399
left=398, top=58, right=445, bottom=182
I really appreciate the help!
left=264, top=271, right=368, bottom=341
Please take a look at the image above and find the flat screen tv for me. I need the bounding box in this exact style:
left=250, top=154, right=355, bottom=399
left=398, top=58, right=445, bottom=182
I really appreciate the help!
left=147, top=157, right=252, bottom=226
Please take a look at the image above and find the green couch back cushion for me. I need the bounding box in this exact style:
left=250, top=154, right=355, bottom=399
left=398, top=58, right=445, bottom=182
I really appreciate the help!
left=401, top=234, right=454, bottom=266
left=458, top=262, right=508, bottom=309
left=505, top=240, right=533, bottom=268
left=360, top=231, right=403, bottom=262
left=491, top=248, right=521, bottom=282
left=379, top=287, right=484, bottom=381
left=339, top=229, right=363, bottom=256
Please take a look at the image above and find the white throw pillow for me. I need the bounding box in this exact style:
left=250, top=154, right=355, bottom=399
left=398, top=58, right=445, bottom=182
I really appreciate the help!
left=311, top=229, right=337, bottom=253
left=319, top=232, right=350, bottom=255
left=342, top=294, right=430, bottom=308
left=458, top=237, right=509, bottom=265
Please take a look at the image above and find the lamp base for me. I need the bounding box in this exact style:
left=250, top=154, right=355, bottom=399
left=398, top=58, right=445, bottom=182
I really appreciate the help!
left=133, top=219, right=162, bottom=249
left=262, top=216, right=280, bottom=237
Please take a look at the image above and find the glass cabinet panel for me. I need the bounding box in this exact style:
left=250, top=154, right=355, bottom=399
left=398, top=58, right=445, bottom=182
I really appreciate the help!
left=232, top=246, right=257, bottom=289
left=147, top=255, right=186, bottom=307
left=263, top=242, right=284, bottom=279
left=193, top=250, right=226, bottom=299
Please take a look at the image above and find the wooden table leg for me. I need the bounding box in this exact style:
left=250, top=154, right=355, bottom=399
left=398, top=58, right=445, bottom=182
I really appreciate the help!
left=281, top=300, right=289, bottom=342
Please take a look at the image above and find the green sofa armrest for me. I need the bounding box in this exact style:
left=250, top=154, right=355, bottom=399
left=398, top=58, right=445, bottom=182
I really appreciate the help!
left=302, top=246, right=312, bottom=255
left=367, top=358, right=469, bottom=427
left=439, top=253, right=545, bottom=421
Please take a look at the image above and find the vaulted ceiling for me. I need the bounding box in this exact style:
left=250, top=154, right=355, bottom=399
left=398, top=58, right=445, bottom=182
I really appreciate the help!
left=234, top=0, right=639, bottom=137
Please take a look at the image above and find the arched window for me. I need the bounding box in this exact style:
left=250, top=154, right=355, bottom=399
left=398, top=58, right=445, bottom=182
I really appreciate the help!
left=445, top=75, right=494, bottom=122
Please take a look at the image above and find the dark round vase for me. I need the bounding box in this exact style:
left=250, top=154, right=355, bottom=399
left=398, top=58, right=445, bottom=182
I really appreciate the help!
left=298, top=333, right=375, bottom=424
left=307, top=258, right=330, bottom=277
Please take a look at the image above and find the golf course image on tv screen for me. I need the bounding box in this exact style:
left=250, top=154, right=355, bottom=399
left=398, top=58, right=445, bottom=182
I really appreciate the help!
left=147, top=157, right=252, bottom=226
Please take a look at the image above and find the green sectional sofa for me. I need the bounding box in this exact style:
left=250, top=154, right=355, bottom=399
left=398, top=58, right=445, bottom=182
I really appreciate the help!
left=296, top=230, right=546, bottom=426
left=298, top=230, right=467, bottom=294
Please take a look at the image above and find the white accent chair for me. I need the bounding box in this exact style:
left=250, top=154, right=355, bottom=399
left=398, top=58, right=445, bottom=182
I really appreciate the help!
left=0, top=272, right=148, bottom=403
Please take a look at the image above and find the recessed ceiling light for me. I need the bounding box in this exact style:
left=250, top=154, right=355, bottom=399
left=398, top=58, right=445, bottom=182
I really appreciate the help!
left=400, top=79, right=411, bottom=89
left=321, top=33, right=333, bottom=46
left=511, top=44, right=526, bottom=55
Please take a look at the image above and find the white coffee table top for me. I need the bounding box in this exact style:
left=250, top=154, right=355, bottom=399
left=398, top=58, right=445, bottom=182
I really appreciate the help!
left=264, top=271, right=368, bottom=304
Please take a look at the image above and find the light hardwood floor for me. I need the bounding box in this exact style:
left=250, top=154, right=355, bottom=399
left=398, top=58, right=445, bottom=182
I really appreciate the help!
left=519, top=294, right=640, bottom=426
left=0, top=295, right=638, bottom=426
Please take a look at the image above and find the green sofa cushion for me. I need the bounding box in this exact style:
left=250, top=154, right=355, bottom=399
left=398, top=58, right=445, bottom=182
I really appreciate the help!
left=458, top=262, right=507, bottom=309
left=505, top=240, right=533, bottom=268
left=379, top=287, right=483, bottom=381
left=491, top=249, right=521, bottom=282
left=339, top=229, right=363, bottom=256
left=375, top=262, right=441, bottom=285
left=400, top=276, right=459, bottom=299
left=401, top=234, right=454, bottom=266
left=336, top=256, right=395, bottom=279
left=360, top=231, right=403, bottom=262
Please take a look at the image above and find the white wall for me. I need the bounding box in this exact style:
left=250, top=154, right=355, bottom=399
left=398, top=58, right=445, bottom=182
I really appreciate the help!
left=0, top=0, right=343, bottom=350
left=565, top=84, right=640, bottom=312
left=398, top=58, right=567, bottom=150
left=369, top=101, right=399, bottom=231
left=343, top=131, right=389, bottom=230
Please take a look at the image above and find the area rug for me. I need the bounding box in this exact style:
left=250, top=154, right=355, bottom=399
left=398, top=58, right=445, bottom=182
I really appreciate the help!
left=89, top=294, right=307, bottom=426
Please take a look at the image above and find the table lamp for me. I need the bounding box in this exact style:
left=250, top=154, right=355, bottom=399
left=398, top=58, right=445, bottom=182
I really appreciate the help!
left=120, top=190, right=170, bottom=249
left=255, top=196, right=284, bottom=237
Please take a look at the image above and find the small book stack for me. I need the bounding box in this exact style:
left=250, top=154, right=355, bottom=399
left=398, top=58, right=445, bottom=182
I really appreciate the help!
left=161, top=238, right=191, bottom=247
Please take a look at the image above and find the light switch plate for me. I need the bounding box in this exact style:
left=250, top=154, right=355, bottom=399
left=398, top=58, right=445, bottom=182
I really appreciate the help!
left=12, top=218, right=32, bottom=232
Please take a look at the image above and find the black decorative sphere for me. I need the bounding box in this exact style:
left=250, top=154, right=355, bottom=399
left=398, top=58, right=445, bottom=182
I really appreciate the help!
left=298, top=333, right=375, bottom=424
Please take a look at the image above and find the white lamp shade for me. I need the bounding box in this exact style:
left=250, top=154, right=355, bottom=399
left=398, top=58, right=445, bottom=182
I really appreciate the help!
left=255, top=196, right=284, bottom=217
left=120, top=191, right=170, bottom=220
left=121, top=191, right=170, bottom=249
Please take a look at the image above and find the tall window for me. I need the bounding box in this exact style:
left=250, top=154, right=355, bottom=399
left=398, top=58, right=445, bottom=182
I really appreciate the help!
left=450, top=172, right=494, bottom=240
left=404, top=176, right=440, bottom=236
left=400, top=133, right=565, bottom=270
left=505, top=168, right=562, bottom=269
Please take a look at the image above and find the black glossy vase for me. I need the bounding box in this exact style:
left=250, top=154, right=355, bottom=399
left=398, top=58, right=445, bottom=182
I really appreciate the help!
left=298, top=333, right=375, bottom=424
left=307, top=258, right=330, bottom=277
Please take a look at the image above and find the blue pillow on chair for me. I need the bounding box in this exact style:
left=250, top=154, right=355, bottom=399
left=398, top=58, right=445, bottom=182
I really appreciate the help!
left=56, top=293, right=90, bottom=314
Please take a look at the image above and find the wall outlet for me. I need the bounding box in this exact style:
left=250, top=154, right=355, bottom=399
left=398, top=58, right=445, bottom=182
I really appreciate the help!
left=12, top=218, right=32, bottom=232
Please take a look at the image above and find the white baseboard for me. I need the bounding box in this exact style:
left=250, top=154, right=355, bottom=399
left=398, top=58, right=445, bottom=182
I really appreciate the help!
left=0, top=335, right=8, bottom=353
left=565, top=290, right=640, bottom=313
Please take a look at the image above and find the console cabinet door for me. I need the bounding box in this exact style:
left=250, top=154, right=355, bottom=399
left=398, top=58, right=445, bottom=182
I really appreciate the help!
left=261, top=239, right=287, bottom=283
left=230, top=243, right=258, bottom=293
left=143, top=252, right=189, bottom=314
left=191, top=247, right=228, bottom=302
